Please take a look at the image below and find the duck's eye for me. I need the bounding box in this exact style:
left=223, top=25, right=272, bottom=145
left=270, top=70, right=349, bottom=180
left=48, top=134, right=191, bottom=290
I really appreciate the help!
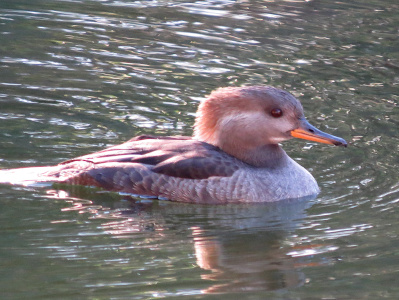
left=270, top=108, right=283, bottom=118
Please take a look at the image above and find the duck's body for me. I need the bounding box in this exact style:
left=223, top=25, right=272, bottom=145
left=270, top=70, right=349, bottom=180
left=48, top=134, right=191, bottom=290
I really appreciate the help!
left=0, top=86, right=347, bottom=203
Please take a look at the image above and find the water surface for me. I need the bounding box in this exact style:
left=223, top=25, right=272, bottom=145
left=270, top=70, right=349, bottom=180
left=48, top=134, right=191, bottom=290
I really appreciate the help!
left=1, top=0, right=399, bottom=299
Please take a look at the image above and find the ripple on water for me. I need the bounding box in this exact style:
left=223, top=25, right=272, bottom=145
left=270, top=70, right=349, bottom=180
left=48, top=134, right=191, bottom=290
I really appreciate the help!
left=1, top=0, right=399, bottom=298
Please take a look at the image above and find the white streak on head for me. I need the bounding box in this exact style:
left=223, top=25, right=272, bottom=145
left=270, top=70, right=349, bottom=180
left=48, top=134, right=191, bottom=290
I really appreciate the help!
left=213, top=111, right=294, bottom=148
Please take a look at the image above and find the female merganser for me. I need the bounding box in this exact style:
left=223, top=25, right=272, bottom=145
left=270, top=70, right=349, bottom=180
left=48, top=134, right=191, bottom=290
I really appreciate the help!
left=0, top=86, right=347, bottom=203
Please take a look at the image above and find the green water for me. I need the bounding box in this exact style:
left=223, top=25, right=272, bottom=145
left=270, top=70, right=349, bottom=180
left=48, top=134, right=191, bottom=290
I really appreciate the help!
left=0, top=0, right=398, bottom=298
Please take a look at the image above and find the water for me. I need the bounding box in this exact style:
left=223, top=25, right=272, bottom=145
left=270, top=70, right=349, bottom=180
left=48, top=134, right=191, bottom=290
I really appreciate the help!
left=0, top=0, right=398, bottom=298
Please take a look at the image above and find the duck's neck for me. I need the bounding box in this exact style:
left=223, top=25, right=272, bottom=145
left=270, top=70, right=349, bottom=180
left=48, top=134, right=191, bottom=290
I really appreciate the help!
left=224, top=143, right=288, bottom=168
left=195, top=131, right=289, bottom=168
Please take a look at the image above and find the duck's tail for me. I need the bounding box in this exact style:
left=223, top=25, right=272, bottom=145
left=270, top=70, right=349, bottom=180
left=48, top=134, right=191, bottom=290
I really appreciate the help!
left=0, top=160, right=96, bottom=187
left=0, top=166, right=62, bottom=186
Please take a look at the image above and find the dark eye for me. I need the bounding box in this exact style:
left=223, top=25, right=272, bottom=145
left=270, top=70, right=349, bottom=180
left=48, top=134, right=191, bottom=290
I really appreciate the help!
left=270, top=108, right=283, bottom=118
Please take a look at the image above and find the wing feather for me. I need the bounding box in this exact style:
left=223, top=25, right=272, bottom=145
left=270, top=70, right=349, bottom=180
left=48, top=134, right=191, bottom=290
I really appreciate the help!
left=62, top=135, right=241, bottom=180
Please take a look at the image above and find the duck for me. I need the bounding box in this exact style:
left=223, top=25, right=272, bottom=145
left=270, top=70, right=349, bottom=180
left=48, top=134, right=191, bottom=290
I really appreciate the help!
left=0, top=86, right=347, bottom=203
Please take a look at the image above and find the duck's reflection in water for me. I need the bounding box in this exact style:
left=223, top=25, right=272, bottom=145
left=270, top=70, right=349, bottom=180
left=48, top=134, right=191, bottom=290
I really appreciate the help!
left=47, top=187, right=318, bottom=293
left=186, top=201, right=312, bottom=293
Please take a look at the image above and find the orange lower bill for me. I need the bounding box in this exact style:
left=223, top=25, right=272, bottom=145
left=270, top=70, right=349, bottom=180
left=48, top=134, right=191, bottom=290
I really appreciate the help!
left=291, top=128, right=343, bottom=145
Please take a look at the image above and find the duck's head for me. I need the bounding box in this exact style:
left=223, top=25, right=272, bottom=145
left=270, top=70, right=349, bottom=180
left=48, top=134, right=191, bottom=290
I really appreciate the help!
left=194, top=86, right=347, bottom=166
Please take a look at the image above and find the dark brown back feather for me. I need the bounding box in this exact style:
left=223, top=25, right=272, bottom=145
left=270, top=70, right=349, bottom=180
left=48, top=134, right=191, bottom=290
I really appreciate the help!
left=61, top=135, right=240, bottom=180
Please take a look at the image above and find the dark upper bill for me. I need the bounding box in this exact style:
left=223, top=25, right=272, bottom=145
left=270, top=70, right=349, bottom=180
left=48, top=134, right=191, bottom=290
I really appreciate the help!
left=290, top=118, right=347, bottom=147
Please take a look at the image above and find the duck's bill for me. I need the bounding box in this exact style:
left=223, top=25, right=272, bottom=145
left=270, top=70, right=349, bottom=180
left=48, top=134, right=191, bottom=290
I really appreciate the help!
left=290, top=118, right=347, bottom=147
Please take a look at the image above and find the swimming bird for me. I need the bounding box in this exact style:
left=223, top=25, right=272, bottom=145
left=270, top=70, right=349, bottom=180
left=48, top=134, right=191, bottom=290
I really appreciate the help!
left=0, top=86, right=347, bottom=203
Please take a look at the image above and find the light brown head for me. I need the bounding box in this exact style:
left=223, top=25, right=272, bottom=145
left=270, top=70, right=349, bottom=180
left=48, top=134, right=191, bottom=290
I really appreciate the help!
left=194, top=86, right=346, bottom=166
